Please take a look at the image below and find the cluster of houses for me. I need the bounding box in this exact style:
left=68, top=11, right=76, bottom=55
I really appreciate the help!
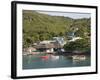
left=23, top=37, right=66, bottom=55
left=23, top=36, right=83, bottom=55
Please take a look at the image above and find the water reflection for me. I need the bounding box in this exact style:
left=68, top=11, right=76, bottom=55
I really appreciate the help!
left=50, top=55, right=60, bottom=60
left=23, top=53, right=90, bottom=69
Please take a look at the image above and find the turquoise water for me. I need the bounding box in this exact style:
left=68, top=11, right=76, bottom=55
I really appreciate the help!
left=23, top=53, right=90, bottom=69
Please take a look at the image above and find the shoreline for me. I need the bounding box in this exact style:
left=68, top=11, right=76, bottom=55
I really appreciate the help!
left=23, top=51, right=91, bottom=56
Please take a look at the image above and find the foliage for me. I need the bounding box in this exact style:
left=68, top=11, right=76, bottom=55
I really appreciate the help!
left=23, top=10, right=90, bottom=48
left=63, top=38, right=90, bottom=52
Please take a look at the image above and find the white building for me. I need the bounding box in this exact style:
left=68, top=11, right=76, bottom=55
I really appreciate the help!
left=53, top=37, right=66, bottom=46
left=39, top=40, right=55, bottom=44
left=68, top=37, right=82, bottom=42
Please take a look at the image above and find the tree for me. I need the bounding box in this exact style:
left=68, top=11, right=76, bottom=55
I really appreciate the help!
left=63, top=39, right=90, bottom=52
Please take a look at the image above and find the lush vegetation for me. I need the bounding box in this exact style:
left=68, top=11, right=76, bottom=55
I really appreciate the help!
left=63, top=38, right=90, bottom=52
left=23, top=10, right=91, bottom=51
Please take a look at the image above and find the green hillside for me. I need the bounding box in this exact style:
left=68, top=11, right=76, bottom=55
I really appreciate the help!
left=23, top=10, right=90, bottom=48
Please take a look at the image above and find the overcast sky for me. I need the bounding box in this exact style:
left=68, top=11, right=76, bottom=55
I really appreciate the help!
left=37, top=11, right=91, bottom=19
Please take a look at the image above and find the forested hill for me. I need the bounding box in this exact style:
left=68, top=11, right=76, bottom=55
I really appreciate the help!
left=23, top=10, right=90, bottom=48
left=23, top=10, right=73, bottom=35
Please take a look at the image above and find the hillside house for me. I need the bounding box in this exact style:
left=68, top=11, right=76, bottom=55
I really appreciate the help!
left=34, top=42, right=62, bottom=53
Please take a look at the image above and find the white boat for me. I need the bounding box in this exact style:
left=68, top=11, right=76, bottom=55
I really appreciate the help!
left=72, top=55, right=86, bottom=60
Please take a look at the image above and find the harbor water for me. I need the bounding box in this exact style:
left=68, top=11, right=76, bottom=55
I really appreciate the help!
left=23, top=53, right=90, bottom=69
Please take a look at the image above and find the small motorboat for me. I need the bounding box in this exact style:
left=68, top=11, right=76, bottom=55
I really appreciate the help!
left=40, top=56, right=49, bottom=60
left=72, top=55, right=86, bottom=60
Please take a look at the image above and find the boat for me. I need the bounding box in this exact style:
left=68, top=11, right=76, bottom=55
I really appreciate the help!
left=40, top=56, right=49, bottom=60
left=72, top=55, right=86, bottom=60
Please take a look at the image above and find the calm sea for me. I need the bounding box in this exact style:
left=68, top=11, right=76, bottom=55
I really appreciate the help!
left=23, top=53, right=90, bottom=69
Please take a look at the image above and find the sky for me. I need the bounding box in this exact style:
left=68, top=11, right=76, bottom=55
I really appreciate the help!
left=37, top=11, right=91, bottom=19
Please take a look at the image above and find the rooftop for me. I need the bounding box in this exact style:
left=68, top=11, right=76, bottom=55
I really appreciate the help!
left=34, top=43, right=62, bottom=49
